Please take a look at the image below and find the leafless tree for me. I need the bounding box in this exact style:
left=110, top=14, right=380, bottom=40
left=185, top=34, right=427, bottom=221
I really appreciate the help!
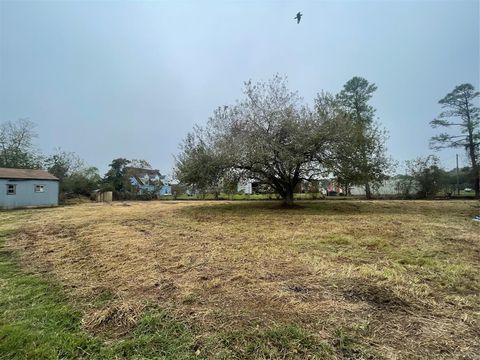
left=0, top=118, right=41, bottom=168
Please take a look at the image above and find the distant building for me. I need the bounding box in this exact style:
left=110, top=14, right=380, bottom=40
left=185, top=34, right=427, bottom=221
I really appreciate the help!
left=0, top=168, right=59, bottom=210
left=326, top=181, right=344, bottom=195
left=237, top=180, right=253, bottom=194
left=126, top=167, right=171, bottom=196
left=237, top=179, right=263, bottom=195
left=349, top=178, right=419, bottom=196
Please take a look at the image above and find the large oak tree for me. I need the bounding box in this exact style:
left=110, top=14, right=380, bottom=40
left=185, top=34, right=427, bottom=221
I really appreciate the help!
left=176, top=76, right=336, bottom=205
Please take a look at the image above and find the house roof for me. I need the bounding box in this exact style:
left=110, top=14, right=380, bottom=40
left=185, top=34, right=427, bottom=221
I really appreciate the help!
left=125, top=167, right=161, bottom=177
left=0, top=168, right=59, bottom=181
left=132, top=175, right=146, bottom=186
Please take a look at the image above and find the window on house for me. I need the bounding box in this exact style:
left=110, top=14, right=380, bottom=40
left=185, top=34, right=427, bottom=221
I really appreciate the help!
left=6, top=184, right=16, bottom=195
left=34, top=185, right=45, bottom=193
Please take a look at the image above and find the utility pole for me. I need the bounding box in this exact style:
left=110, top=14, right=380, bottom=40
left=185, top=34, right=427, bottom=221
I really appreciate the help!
left=456, top=154, right=460, bottom=196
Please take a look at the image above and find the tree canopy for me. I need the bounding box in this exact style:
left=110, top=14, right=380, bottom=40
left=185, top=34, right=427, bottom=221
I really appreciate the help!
left=0, top=118, right=42, bottom=169
left=176, top=75, right=393, bottom=204
left=333, top=76, right=388, bottom=198
left=175, top=130, right=225, bottom=197
left=314, top=84, right=394, bottom=197
left=406, top=155, right=443, bottom=198
left=44, top=149, right=84, bottom=183
left=336, top=76, right=377, bottom=126
left=45, top=149, right=101, bottom=197
left=176, top=76, right=337, bottom=205
left=103, top=158, right=133, bottom=195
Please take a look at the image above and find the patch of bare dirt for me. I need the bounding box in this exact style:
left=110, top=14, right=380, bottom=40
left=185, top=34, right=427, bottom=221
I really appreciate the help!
left=338, top=279, right=412, bottom=311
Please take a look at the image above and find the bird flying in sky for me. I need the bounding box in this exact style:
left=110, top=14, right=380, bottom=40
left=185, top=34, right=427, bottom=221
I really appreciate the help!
left=294, top=12, right=302, bottom=24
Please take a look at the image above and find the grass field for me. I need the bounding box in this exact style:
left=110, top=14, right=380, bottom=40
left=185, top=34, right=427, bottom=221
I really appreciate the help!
left=1, top=200, right=479, bottom=359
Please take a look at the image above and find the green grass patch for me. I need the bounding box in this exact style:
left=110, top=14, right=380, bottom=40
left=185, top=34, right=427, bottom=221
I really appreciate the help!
left=0, top=232, right=103, bottom=359
left=201, top=325, right=380, bottom=360
left=108, top=310, right=195, bottom=359
left=332, top=328, right=379, bottom=360
left=204, top=325, right=334, bottom=359
left=0, top=231, right=197, bottom=360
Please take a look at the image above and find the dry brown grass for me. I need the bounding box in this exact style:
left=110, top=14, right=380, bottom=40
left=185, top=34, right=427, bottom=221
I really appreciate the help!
left=3, top=200, right=480, bottom=358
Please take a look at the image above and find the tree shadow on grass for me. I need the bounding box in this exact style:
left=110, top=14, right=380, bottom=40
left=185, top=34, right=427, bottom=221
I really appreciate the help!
left=176, top=199, right=449, bottom=218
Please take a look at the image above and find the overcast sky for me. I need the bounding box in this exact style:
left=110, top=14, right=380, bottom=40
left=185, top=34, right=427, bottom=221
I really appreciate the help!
left=1, top=0, right=479, bottom=175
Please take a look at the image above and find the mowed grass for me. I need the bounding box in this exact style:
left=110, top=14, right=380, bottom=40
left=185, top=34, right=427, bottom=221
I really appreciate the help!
left=0, top=231, right=197, bottom=359
left=1, top=200, right=479, bottom=359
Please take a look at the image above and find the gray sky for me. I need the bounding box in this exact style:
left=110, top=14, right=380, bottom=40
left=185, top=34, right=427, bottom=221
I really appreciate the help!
left=1, top=0, right=479, bottom=176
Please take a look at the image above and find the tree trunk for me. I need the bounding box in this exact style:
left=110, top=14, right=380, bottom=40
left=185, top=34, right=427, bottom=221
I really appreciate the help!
left=283, top=189, right=295, bottom=206
left=473, top=167, right=480, bottom=199
left=464, top=98, right=479, bottom=199
left=467, top=140, right=479, bottom=198
left=365, top=181, right=372, bottom=199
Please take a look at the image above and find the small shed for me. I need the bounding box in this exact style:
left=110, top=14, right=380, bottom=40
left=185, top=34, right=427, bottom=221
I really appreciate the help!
left=0, top=168, right=59, bottom=210
left=93, top=190, right=113, bottom=203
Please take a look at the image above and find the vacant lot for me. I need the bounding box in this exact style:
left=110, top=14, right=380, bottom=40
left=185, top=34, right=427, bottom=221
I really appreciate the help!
left=1, top=200, right=479, bottom=359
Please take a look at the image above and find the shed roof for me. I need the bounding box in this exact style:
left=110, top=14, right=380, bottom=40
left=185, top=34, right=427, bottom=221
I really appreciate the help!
left=0, top=168, right=59, bottom=181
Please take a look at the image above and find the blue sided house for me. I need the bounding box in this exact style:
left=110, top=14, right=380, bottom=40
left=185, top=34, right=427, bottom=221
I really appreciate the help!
left=0, top=168, right=59, bottom=210
left=126, top=166, right=171, bottom=197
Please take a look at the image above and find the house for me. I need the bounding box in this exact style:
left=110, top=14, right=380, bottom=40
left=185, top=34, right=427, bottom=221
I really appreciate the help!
left=0, top=168, right=59, bottom=210
left=126, top=167, right=172, bottom=196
